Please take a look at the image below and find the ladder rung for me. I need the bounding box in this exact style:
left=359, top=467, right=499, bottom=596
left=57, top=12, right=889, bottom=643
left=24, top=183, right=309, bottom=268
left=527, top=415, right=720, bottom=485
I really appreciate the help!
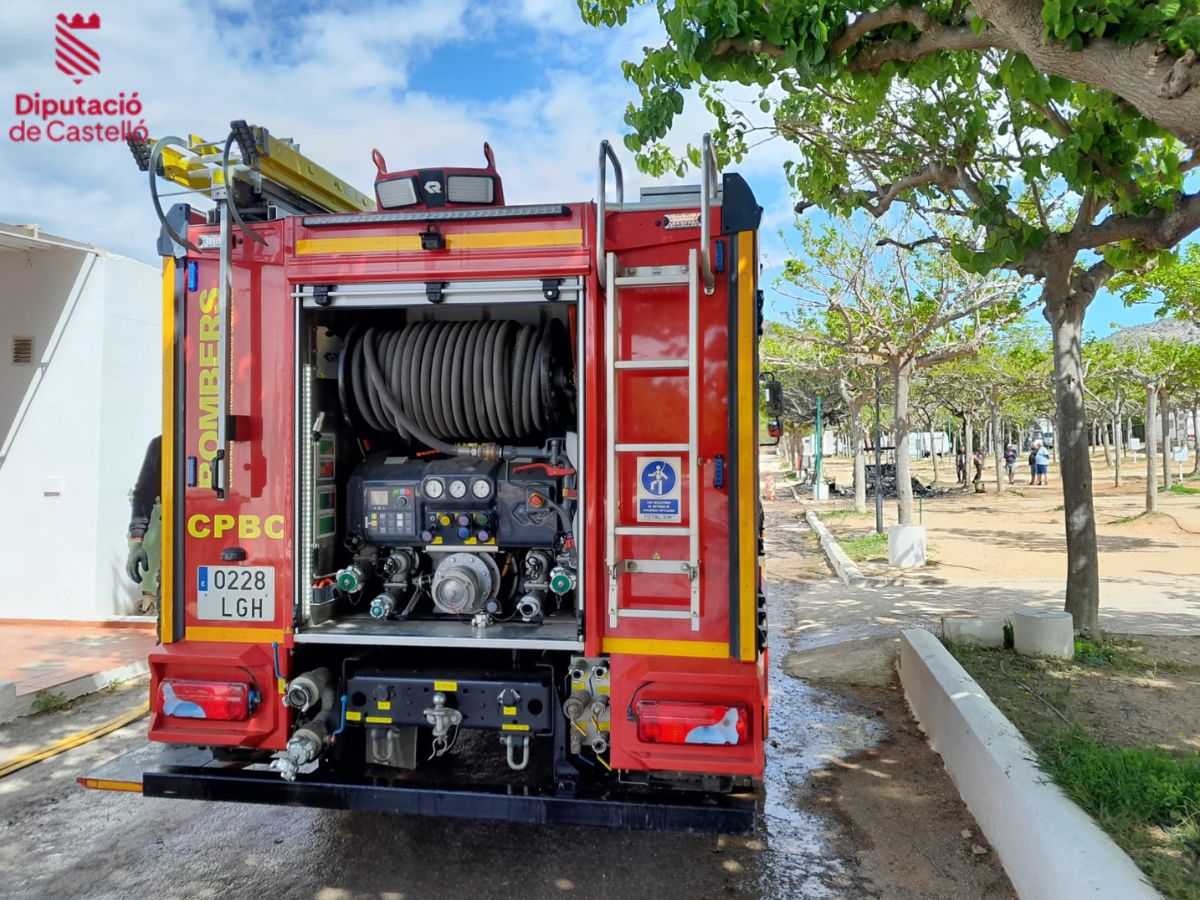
left=615, top=526, right=690, bottom=536
left=615, top=443, right=687, bottom=453
left=617, top=608, right=692, bottom=619
left=614, top=273, right=689, bottom=288
left=618, top=558, right=692, bottom=575
left=614, top=359, right=688, bottom=370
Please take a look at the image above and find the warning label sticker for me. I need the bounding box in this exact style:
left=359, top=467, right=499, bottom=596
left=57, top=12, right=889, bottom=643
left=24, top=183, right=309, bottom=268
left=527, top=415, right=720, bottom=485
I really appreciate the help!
left=636, top=457, right=682, bottom=523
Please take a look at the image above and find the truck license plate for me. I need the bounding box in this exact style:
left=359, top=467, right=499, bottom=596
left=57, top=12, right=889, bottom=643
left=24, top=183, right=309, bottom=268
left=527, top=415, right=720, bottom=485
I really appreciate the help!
left=196, top=566, right=275, bottom=622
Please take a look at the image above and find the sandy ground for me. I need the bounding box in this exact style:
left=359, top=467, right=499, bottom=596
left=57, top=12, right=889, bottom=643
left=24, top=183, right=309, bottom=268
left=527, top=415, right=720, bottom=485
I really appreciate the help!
left=809, top=450, right=1200, bottom=583
left=1063, top=635, right=1200, bottom=752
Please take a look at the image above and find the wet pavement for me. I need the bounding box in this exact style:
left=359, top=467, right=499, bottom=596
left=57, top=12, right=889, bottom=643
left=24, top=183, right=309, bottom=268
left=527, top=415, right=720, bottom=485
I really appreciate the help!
left=0, top=585, right=898, bottom=900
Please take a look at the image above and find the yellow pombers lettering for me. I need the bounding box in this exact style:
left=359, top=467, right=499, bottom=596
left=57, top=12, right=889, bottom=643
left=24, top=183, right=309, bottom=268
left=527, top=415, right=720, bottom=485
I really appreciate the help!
left=187, top=514, right=286, bottom=540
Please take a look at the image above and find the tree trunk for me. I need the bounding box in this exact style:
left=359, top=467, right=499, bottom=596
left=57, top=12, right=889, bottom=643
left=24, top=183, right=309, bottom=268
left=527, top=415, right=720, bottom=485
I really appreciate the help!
left=850, top=401, right=866, bottom=513
left=1145, top=386, right=1159, bottom=514
left=1192, top=408, right=1199, bottom=476
left=926, top=413, right=940, bottom=484
left=892, top=358, right=914, bottom=525
left=991, top=394, right=1004, bottom=494
left=1044, top=295, right=1099, bottom=637
left=1099, top=417, right=1111, bottom=468
left=1112, top=414, right=1122, bottom=487
left=1161, top=390, right=1173, bottom=488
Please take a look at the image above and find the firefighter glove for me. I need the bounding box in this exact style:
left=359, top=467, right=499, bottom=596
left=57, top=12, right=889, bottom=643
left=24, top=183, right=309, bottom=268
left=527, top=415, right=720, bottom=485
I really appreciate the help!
left=126, top=539, right=149, bottom=584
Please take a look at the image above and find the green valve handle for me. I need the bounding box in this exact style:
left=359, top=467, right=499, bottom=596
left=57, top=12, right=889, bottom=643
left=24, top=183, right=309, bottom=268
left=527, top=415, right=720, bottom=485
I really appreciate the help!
left=336, top=565, right=364, bottom=592
left=549, top=567, right=576, bottom=595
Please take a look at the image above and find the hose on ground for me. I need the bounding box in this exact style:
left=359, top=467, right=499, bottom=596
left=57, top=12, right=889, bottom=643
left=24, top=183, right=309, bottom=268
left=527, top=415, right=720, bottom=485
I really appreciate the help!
left=340, top=320, right=574, bottom=449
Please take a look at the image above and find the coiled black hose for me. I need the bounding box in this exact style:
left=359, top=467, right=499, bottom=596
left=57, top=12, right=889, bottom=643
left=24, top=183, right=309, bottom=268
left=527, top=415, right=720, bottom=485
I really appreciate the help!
left=340, top=320, right=573, bottom=446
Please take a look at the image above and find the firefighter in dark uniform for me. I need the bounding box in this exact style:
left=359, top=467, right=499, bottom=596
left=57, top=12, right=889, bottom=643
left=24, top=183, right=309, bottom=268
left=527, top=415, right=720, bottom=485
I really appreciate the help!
left=126, top=435, right=162, bottom=614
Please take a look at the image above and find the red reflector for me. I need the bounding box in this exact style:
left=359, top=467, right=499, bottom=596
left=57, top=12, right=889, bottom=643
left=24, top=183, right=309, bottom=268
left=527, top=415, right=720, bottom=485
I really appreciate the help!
left=635, top=700, right=749, bottom=745
left=159, top=679, right=252, bottom=721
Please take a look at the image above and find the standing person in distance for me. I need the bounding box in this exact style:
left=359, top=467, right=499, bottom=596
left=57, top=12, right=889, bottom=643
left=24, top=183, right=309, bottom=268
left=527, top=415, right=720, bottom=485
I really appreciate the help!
left=1003, top=443, right=1018, bottom=485
left=1034, top=441, right=1051, bottom=486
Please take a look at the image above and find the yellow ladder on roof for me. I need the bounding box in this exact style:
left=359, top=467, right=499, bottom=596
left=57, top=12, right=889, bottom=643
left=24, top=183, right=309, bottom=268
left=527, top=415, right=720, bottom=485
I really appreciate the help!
left=130, top=119, right=373, bottom=214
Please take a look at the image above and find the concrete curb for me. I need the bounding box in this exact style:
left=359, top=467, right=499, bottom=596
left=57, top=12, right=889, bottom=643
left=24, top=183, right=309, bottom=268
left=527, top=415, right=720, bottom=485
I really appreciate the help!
left=898, top=629, right=1159, bottom=900
left=0, top=659, right=149, bottom=724
left=804, top=509, right=867, bottom=586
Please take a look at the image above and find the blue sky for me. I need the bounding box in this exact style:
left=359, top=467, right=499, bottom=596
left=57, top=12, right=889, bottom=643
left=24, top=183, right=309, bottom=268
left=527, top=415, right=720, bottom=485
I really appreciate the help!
left=0, top=0, right=1165, bottom=338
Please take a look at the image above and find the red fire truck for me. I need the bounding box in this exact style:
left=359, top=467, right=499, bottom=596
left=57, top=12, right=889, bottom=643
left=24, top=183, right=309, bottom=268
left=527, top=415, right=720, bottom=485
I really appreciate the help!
left=83, top=122, right=772, bottom=832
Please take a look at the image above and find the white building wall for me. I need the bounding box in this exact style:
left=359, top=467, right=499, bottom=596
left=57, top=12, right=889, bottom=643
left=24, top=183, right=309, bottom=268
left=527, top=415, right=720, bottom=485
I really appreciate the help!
left=0, top=247, right=159, bottom=619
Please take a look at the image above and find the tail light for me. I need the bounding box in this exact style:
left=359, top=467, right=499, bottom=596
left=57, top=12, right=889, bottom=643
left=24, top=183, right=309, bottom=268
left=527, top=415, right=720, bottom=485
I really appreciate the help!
left=635, top=700, right=749, bottom=746
left=159, top=679, right=256, bottom=721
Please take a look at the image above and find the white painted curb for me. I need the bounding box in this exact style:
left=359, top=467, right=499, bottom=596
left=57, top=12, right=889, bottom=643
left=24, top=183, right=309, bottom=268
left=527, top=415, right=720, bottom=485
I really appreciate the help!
left=0, top=660, right=149, bottom=724
left=804, top=509, right=867, bottom=586
left=898, top=629, right=1159, bottom=900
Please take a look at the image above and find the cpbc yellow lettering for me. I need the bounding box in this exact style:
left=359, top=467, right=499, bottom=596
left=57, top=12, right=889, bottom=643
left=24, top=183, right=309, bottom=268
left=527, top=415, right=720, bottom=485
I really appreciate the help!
left=187, top=514, right=286, bottom=540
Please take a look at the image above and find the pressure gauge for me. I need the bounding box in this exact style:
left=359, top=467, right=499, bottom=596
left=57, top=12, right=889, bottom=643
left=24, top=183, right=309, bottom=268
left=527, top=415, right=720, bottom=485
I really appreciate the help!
left=448, top=478, right=468, bottom=499
left=423, top=478, right=445, bottom=500
left=471, top=478, right=492, bottom=500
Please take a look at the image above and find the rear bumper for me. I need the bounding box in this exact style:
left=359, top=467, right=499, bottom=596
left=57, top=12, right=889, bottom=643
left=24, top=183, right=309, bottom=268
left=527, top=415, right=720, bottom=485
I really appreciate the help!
left=146, top=764, right=755, bottom=832
left=82, top=744, right=757, bottom=833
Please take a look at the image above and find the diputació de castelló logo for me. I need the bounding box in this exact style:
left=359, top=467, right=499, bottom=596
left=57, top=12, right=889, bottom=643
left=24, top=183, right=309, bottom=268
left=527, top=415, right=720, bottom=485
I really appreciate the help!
left=55, top=12, right=100, bottom=84
left=8, top=11, right=148, bottom=143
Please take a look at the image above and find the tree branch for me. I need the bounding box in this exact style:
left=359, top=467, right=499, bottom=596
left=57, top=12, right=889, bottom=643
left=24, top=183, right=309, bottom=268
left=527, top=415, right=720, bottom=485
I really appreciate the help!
left=1067, top=191, right=1200, bottom=254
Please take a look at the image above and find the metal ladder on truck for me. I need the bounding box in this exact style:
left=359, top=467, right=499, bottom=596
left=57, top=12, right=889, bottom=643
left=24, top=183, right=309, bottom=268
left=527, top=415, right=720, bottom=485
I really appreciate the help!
left=598, top=136, right=718, bottom=633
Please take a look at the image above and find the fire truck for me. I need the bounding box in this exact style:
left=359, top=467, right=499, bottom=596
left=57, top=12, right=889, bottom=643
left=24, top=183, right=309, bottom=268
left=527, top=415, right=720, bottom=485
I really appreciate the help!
left=81, top=122, right=773, bottom=832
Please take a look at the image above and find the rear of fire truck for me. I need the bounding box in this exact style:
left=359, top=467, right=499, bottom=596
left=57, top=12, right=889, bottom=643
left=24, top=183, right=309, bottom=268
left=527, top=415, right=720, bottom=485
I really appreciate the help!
left=84, top=122, right=770, bottom=831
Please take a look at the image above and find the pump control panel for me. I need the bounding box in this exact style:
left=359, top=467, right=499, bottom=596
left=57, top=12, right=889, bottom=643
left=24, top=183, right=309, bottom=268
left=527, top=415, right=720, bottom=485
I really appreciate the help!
left=347, top=455, right=563, bottom=548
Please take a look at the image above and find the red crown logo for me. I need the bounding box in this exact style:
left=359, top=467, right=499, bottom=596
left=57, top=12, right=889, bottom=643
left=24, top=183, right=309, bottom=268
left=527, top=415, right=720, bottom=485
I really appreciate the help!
left=55, top=12, right=101, bottom=84
left=57, top=13, right=100, bottom=29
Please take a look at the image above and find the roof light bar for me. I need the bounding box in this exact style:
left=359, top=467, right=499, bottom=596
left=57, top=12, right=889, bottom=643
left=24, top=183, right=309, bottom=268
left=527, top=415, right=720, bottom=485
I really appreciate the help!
left=303, top=204, right=571, bottom=227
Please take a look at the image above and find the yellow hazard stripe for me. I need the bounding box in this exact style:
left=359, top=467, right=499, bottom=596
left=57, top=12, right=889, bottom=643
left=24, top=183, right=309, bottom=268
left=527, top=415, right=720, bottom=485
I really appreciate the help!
left=295, top=228, right=583, bottom=255
left=184, top=627, right=286, bottom=643
left=161, top=258, right=176, bottom=644
left=737, top=233, right=757, bottom=661
left=601, top=638, right=728, bottom=659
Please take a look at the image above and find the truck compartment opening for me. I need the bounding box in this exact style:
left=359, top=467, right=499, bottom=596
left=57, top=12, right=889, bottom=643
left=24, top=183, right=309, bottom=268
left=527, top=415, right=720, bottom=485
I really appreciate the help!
left=294, top=292, right=583, bottom=650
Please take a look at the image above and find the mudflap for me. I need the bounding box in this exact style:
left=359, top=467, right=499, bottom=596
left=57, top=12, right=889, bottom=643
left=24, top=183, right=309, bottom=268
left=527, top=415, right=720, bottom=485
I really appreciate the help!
left=80, top=742, right=757, bottom=833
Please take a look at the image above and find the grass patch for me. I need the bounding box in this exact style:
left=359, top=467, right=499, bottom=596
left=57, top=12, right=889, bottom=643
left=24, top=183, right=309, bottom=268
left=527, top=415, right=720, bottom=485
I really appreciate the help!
left=815, top=507, right=861, bottom=521
left=31, top=690, right=70, bottom=714
left=947, top=643, right=1200, bottom=897
left=838, top=531, right=888, bottom=562
left=1074, top=638, right=1143, bottom=670
left=1108, top=512, right=1146, bottom=525
left=1052, top=503, right=1064, bottom=511
left=1160, top=483, right=1200, bottom=495
left=1040, top=738, right=1200, bottom=896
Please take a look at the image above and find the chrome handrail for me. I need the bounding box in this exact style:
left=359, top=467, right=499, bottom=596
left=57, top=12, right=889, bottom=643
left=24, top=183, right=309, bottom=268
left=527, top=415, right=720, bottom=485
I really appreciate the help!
left=596, top=140, right=624, bottom=289
left=699, top=133, right=717, bottom=295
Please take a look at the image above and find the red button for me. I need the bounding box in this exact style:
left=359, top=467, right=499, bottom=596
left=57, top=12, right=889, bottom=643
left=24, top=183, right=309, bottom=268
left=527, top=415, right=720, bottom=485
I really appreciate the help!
left=528, top=493, right=545, bottom=509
